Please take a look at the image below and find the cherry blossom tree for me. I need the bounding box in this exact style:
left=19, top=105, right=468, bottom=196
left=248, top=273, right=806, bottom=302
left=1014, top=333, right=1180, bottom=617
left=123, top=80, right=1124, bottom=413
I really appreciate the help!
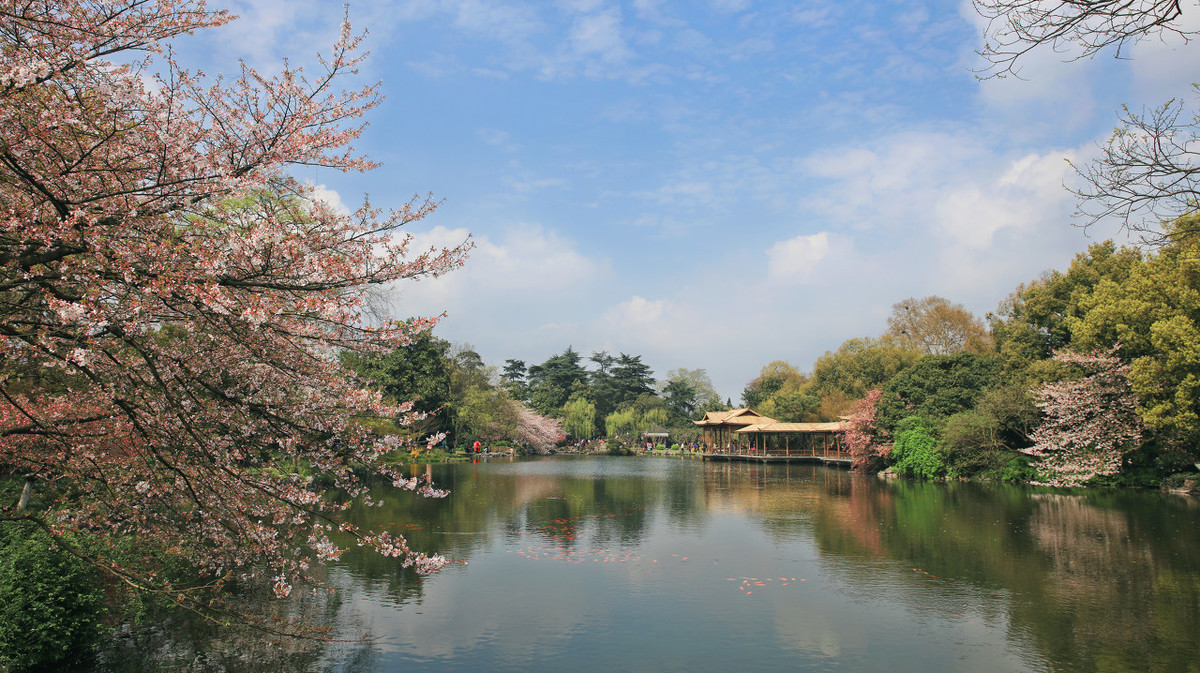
left=515, top=405, right=564, bottom=454
left=0, top=0, right=470, bottom=625
left=840, top=389, right=889, bottom=472
left=1024, top=349, right=1144, bottom=487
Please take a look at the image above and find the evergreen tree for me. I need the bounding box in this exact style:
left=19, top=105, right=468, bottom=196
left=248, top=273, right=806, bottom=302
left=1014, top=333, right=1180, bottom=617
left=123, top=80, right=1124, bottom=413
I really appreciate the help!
left=612, top=353, right=655, bottom=407
left=527, top=347, right=589, bottom=416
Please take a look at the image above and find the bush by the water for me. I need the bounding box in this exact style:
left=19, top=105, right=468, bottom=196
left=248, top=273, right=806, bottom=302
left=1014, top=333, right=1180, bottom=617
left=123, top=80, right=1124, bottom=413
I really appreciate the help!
left=891, top=416, right=945, bottom=480
left=0, top=524, right=105, bottom=671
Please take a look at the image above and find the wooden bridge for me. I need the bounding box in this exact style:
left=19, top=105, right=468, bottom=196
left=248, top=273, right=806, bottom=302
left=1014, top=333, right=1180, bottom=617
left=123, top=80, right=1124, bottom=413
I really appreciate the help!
left=694, top=408, right=851, bottom=467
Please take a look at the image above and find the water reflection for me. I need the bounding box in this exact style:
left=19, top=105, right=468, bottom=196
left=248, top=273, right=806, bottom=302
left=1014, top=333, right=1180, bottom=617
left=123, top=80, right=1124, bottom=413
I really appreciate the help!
left=103, top=457, right=1200, bottom=673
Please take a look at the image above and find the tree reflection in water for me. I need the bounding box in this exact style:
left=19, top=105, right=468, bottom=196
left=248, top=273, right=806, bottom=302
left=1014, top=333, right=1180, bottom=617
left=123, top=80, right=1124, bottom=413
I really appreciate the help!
left=98, top=457, right=1199, bottom=673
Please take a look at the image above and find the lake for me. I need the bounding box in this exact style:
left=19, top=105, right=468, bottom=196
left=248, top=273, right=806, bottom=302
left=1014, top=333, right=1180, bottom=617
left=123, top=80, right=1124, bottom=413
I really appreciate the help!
left=103, top=455, right=1200, bottom=672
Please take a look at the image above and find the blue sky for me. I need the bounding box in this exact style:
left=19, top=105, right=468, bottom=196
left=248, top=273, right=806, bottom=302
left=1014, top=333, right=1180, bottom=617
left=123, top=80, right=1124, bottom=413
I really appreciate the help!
left=185, top=0, right=1200, bottom=401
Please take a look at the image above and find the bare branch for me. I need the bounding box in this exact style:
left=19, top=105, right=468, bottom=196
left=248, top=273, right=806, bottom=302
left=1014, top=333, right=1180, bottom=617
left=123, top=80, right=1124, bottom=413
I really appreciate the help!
left=974, top=0, right=1192, bottom=78
left=1071, top=89, right=1200, bottom=244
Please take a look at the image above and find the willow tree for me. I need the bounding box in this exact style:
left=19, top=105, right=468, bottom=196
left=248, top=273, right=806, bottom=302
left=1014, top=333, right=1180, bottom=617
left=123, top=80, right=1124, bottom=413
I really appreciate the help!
left=562, top=396, right=597, bottom=440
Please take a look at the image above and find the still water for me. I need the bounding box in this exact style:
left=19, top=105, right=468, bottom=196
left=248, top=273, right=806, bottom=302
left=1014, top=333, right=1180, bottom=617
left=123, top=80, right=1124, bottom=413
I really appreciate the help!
left=109, top=456, right=1200, bottom=672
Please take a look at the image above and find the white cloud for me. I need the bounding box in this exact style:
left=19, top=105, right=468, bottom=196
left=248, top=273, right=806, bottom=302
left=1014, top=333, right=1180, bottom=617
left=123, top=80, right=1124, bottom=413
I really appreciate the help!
left=710, top=0, right=751, bottom=13
left=766, top=232, right=831, bottom=284
left=307, top=183, right=352, bottom=216
left=451, top=0, right=543, bottom=42
left=789, top=128, right=1090, bottom=319
left=785, top=6, right=834, bottom=27
left=477, top=128, right=519, bottom=151
left=1128, top=11, right=1200, bottom=102
left=604, top=295, right=665, bottom=327
left=800, top=132, right=982, bottom=231
left=560, top=0, right=605, bottom=13
left=405, top=54, right=462, bottom=78
left=386, top=223, right=610, bottom=335
left=568, top=6, right=633, bottom=66
left=958, top=0, right=1111, bottom=137
left=631, top=0, right=684, bottom=26
left=935, top=150, right=1077, bottom=249
left=641, top=180, right=715, bottom=206
left=509, top=177, right=571, bottom=193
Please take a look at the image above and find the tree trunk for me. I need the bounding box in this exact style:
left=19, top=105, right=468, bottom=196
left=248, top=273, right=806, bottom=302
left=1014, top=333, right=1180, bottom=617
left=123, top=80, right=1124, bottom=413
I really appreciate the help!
left=17, top=478, right=32, bottom=511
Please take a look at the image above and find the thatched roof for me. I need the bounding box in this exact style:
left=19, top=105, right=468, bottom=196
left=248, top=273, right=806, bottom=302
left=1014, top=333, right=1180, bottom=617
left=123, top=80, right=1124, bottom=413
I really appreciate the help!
left=693, top=408, right=776, bottom=427
left=735, top=421, right=845, bottom=434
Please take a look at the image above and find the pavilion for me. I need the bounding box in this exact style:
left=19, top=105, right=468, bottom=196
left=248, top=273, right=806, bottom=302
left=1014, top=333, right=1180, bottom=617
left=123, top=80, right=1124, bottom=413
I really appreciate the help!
left=694, top=409, right=849, bottom=465
left=693, top=408, right=774, bottom=452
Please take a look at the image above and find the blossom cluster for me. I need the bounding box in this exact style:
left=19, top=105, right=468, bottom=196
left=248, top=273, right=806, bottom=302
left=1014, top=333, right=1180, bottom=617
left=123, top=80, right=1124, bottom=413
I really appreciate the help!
left=1024, top=349, right=1144, bottom=486
left=0, top=0, right=470, bottom=621
left=840, top=389, right=890, bottom=471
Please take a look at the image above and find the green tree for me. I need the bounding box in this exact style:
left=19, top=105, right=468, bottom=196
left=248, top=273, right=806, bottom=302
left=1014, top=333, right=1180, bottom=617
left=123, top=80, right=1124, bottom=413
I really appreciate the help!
left=808, top=337, right=921, bottom=420
left=341, top=329, right=453, bottom=434
left=662, top=378, right=697, bottom=423
left=759, top=388, right=820, bottom=422
left=527, top=347, right=589, bottom=416
left=1069, top=218, right=1200, bottom=460
left=890, top=416, right=945, bottom=480
left=611, top=353, right=656, bottom=407
left=605, top=408, right=639, bottom=440
left=665, top=368, right=722, bottom=413
left=563, top=396, right=598, bottom=440
left=742, top=360, right=802, bottom=408
left=875, top=353, right=1003, bottom=433
left=589, top=350, right=616, bottom=374
left=990, top=241, right=1143, bottom=368
left=584, top=350, right=627, bottom=423
left=501, top=359, right=528, bottom=402
left=455, top=386, right=518, bottom=445
left=940, top=409, right=1007, bottom=479
left=974, top=383, right=1041, bottom=450
left=641, top=407, right=669, bottom=432
left=0, top=525, right=105, bottom=671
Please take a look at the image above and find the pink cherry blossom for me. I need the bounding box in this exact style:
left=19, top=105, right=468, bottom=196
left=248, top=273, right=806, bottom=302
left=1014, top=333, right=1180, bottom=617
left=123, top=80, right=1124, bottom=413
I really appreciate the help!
left=1024, top=348, right=1144, bottom=487
left=0, top=0, right=470, bottom=625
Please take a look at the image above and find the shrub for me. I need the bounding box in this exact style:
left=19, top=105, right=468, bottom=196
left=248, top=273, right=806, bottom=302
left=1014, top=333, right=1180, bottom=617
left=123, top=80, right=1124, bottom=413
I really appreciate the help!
left=1000, top=456, right=1039, bottom=483
left=0, top=524, right=106, bottom=671
left=941, top=409, right=1010, bottom=479
left=1162, top=472, right=1200, bottom=492
left=606, top=442, right=634, bottom=456
left=890, top=416, right=945, bottom=480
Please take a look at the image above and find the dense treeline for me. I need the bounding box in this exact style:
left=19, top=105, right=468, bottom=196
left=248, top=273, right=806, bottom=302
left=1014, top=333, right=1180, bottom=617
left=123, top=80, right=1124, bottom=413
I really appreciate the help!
left=502, top=349, right=726, bottom=443
left=744, top=221, right=1200, bottom=488
left=341, top=333, right=563, bottom=452
left=343, top=337, right=728, bottom=452
left=346, top=225, right=1200, bottom=487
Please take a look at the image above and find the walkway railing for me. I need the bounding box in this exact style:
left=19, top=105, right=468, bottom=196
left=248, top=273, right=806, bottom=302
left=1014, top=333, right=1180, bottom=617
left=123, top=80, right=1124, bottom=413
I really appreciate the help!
left=703, top=445, right=850, bottom=461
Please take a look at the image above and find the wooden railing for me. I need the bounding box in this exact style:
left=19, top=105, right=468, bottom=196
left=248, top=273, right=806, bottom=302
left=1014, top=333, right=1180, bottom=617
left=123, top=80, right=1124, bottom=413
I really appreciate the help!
left=705, top=445, right=850, bottom=460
